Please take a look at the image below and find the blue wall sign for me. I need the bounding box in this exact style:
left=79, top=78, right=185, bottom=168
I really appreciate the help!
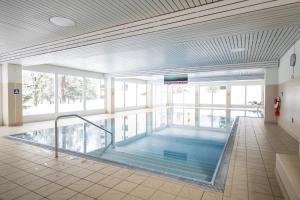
left=13, top=89, right=20, bottom=95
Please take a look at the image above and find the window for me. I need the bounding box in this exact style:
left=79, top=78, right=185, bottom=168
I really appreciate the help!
left=137, top=84, right=146, bottom=106
left=199, top=86, right=212, bottom=104
left=172, top=85, right=195, bottom=105
left=172, top=85, right=184, bottom=105
left=184, top=86, right=195, bottom=105
left=212, top=86, right=226, bottom=105
left=86, top=78, right=105, bottom=110
left=231, top=86, right=245, bottom=105
left=200, top=86, right=226, bottom=105
left=115, top=81, right=125, bottom=108
left=115, top=81, right=146, bottom=109
left=23, top=70, right=55, bottom=115
left=246, top=85, right=262, bottom=105
left=58, top=75, right=84, bottom=112
left=125, top=82, right=137, bottom=107
left=155, top=86, right=162, bottom=105
left=153, top=85, right=167, bottom=106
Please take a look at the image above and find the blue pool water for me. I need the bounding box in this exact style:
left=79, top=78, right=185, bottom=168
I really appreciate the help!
left=9, top=108, right=241, bottom=186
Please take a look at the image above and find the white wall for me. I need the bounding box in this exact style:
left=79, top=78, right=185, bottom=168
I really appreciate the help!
left=279, top=38, right=300, bottom=84
left=277, top=37, right=300, bottom=142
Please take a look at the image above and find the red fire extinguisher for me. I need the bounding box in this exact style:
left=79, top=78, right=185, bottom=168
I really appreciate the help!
left=274, top=97, right=281, bottom=117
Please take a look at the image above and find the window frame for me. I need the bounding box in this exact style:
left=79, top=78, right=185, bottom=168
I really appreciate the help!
left=115, top=80, right=147, bottom=111
left=22, top=66, right=106, bottom=123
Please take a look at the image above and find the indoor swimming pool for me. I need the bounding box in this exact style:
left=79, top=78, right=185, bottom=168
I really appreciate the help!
left=8, top=108, right=245, bottom=189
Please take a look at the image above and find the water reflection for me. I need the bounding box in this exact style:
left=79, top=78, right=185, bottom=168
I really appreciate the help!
left=13, top=108, right=261, bottom=155
left=11, top=108, right=262, bottom=183
left=15, top=108, right=257, bottom=156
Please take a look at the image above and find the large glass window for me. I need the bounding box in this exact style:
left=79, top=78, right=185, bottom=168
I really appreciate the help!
left=213, top=86, right=226, bottom=105
left=86, top=78, right=105, bottom=110
left=184, top=86, right=195, bottom=105
left=115, top=81, right=125, bottom=108
left=199, top=86, right=226, bottom=105
left=125, top=82, right=137, bottom=107
left=199, top=86, right=212, bottom=104
left=231, top=86, right=246, bottom=105
left=137, top=84, right=146, bottom=106
left=58, top=75, right=84, bottom=112
left=246, top=85, right=262, bottom=105
left=115, top=81, right=146, bottom=109
left=153, top=85, right=167, bottom=106
left=172, top=86, right=184, bottom=105
left=23, top=70, right=55, bottom=115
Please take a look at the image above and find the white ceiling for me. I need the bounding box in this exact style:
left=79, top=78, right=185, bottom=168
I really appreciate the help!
left=0, top=0, right=222, bottom=53
left=1, top=0, right=300, bottom=77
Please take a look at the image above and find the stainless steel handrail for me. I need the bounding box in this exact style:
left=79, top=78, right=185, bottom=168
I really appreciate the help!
left=55, top=114, right=113, bottom=158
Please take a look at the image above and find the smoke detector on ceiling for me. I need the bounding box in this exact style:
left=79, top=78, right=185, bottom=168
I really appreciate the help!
left=49, top=16, right=75, bottom=27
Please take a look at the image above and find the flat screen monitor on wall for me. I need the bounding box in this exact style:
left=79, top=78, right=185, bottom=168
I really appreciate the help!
left=164, top=74, right=188, bottom=84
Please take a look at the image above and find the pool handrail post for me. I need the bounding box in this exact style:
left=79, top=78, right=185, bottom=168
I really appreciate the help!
left=54, top=114, right=113, bottom=158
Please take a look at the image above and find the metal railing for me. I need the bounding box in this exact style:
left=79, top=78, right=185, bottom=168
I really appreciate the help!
left=55, top=114, right=113, bottom=158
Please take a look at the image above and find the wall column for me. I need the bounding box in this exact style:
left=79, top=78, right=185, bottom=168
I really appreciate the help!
left=0, top=64, right=2, bottom=126
left=2, top=63, right=23, bottom=126
left=264, top=68, right=278, bottom=123
left=106, top=77, right=115, bottom=114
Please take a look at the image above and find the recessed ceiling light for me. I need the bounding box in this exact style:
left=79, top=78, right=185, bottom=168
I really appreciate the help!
left=49, top=16, right=75, bottom=27
left=231, top=48, right=245, bottom=53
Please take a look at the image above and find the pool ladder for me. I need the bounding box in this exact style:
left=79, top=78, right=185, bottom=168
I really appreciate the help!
left=54, top=114, right=113, bottom=158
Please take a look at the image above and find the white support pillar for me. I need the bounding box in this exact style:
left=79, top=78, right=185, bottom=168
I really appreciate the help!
left=106, top=77, right=115, bottom=114
left=2, top=63, right=23, bottom=126
left=195, top=85, right=200, bottom=107
left=0, top=64, right=2, bottom=126
left=264, top=68, right=278, bottom=123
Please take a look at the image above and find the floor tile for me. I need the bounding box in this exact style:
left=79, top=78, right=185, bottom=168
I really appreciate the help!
left=159, top=181, right=184, bottom=195
left=98, top=189, right=126, bottom=200
left=35, top=182, right=63, bottom=197
left=98, top=176, right=122, bottom=188
left=114, top=180, right=138, bottom=193
left=48, top=188, right=77, bottom=200
left=15, top=191, right=44, bottom=200
left=130, top=185, right=155, bottom=199
left=68, top=179, right=94, bottom=192
left=82, top=184, right=109, bottom=198
left=84, top=172, right=107, bottom=183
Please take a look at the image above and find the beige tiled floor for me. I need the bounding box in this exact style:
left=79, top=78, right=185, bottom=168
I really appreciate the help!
left=0, top=117, right=299, bottom=200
